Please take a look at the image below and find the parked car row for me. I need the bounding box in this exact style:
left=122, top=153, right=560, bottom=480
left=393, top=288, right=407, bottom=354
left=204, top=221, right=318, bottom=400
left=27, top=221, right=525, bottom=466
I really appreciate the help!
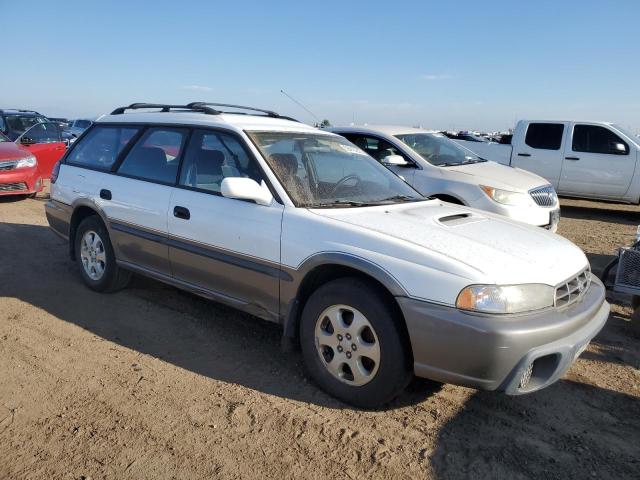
left=43, top=102, right=609, bottom=407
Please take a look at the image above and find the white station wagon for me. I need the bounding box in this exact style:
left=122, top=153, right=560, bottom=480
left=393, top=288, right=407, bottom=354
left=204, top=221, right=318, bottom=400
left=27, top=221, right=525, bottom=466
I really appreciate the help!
left=45, top=103, right=609, bottom=407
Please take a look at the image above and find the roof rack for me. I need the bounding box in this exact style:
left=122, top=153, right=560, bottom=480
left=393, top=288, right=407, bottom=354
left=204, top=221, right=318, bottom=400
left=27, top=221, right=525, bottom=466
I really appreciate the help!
left=110, top=102, right=299, bottom=122
left=110, top=103, right=220, bottom=115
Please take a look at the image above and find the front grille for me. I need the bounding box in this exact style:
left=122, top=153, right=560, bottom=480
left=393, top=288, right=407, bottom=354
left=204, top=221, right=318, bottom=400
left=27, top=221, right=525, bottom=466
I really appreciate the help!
left=0, top=182, right=27, bottom=192
left=554, top=267, right=591, bottom=308
left=529, top=185, right=558, bottom=207
left=0, top=160, right=18, bottom=171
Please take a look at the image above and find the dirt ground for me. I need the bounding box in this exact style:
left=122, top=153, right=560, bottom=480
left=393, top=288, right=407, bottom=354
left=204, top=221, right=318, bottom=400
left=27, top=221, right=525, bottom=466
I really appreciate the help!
left=0, top=190, right=638, bottom=480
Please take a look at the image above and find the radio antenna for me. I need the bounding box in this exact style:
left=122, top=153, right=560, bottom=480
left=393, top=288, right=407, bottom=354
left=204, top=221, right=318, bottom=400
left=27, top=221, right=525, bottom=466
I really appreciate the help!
left=280, top=89, right=320, bottom=124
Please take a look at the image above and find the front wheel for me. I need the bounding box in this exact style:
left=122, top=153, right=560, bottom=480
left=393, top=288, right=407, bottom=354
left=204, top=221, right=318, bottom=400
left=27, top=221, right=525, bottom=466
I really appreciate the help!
left=300, top=277, right=412, bottom=408
left=74, top=215, right=130, bottom=292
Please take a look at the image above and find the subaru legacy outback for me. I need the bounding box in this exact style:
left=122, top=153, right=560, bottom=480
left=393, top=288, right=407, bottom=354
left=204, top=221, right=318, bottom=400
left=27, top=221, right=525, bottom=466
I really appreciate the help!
left=45, top=103, right=609, bottom=407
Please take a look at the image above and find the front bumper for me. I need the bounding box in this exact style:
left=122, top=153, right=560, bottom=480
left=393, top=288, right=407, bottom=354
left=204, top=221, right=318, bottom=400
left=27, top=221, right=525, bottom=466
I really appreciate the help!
left=0, top=167, right=43, bottom=196
left=398, top=275, right=609, bottom=394
left=476, top=196, right=560, bottom=232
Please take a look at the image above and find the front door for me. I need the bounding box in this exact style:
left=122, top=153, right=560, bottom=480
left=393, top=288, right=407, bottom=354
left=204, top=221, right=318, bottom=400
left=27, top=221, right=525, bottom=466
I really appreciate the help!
left=167, top=128, right=283, bottom=319
left=19, top=122, right=67, bottom=178
left=559, top=123, right=636, bottom=198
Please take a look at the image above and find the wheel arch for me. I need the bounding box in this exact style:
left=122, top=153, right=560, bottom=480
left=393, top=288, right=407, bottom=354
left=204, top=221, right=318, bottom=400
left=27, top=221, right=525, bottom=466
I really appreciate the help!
left=282, top=254, right=412, bottom=354
left=68, top=201, right=109, bottom=260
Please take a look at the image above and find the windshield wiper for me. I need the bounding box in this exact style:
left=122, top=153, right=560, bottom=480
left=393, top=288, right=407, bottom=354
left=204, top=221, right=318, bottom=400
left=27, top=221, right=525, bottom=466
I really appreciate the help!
left=375, top=195, right=423, bottom=204
left=311, top=200, right=377, bottom=208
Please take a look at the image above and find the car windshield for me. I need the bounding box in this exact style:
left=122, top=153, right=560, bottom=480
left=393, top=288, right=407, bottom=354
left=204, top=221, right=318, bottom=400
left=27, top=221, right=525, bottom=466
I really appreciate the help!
left=75, top=120, right=92, bottom=128
left=249, top=131, right=425, bottom=208
left=395, top=133, right=486, bottom=166
left=0, top=132, right=9, bottom=142
left=5, top=115, right=46, bottom=132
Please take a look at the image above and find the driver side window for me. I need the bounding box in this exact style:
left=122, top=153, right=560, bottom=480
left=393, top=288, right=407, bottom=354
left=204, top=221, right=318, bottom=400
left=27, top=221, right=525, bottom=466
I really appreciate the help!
left=345, top=135, right=407, bottom=164
left=179, top=129, right=264, bottom=194
left=23, top=122, right=62, bottom=144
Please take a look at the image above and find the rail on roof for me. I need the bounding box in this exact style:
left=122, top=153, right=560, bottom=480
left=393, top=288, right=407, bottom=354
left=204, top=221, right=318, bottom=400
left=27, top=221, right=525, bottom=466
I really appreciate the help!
left=110, top=102, right=299, bottom=122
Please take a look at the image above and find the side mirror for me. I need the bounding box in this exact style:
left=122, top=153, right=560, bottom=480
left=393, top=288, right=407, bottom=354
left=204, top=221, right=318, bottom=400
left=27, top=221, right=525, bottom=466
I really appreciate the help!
left=382, top=154, right=410, bottom=167
left=221, top=177, right=273, bottom=206
left=20, top=136, right=35, bottom=146
left=610, top=142, right=628, bottom=154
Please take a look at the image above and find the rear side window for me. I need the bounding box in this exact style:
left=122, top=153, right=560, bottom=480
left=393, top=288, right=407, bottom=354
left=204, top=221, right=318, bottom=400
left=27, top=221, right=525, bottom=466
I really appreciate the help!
left=572, top=125, right=629, bottom=155
left=66, top=126, right=139, bottom=170
left=117, top=128, right=187, bottom=184
left=179, top=129, right=263, bottom=193
left=525, top=123, right=564, bottom=150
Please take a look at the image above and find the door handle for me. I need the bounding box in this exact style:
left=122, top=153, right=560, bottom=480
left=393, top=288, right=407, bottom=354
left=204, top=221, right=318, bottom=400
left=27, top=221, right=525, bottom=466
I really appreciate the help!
left=565, top=156, right=580, bottom=161
left=517, top=153, right=531, bottom=157
left=99, top=189, right=112, bottom=200
left=173, top=206, right=190, bottom=220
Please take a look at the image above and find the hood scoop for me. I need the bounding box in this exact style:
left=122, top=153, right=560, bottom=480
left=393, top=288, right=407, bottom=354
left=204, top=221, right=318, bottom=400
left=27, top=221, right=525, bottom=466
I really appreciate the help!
left=437, top=212, right=485, bottom=227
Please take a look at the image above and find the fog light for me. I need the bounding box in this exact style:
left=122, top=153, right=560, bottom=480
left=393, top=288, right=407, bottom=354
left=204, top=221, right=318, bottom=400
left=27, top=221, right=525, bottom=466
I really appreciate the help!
left=519, top=362, right=534, bottom=389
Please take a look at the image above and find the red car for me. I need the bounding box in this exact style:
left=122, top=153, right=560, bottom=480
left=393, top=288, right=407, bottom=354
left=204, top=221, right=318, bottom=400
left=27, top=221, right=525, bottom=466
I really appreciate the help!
left=0, top=122, right=67, bottom=197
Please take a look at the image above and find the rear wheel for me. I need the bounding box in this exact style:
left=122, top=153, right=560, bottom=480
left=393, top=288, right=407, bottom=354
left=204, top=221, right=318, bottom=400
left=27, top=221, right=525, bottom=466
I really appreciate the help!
left=300, top=277, right=412, bottom=408
left=74, top=216, right=130, bottom=292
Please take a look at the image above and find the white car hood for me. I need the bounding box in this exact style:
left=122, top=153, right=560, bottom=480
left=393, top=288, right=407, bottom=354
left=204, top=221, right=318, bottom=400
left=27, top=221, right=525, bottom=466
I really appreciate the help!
left=312, top=201, right=587, bottom=286
left=443, top=161, right=548, bottom=191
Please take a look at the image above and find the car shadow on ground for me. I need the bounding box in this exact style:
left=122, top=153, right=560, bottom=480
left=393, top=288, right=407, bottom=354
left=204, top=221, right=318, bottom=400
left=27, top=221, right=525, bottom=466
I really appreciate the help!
left=429, top=379, right=640, bottom=479
left=0, top=221, right=440, bottom=410
left=560, top=201, right=640, bottom=226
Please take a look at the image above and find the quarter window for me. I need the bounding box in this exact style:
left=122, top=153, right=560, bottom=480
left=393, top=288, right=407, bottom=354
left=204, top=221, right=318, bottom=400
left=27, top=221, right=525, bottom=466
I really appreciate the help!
left=66, top=126, right=139, bottom=170
left=117, top=128, right=187, bottom=184
left=179, top=129, right=263, bottom=194
left=525, top=123, right=564, bottom=150
left=572, top=125, right=629, bottom=155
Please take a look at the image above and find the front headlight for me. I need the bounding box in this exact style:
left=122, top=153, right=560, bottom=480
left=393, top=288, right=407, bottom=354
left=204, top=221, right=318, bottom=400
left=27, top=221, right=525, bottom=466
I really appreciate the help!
left=15, top=155, right=37, bottom=169
left=480, top=185, right=531, bottom=206
left=456, top=284, right=554, bottom=314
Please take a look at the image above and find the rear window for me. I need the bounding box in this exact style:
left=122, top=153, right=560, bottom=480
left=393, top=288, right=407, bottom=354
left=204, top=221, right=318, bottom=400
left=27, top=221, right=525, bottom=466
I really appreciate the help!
left=117, top=127, right=187, bottom=184
left=525, top=123, right=564, bottom=150
left=66, top=126, right=139, bottom=171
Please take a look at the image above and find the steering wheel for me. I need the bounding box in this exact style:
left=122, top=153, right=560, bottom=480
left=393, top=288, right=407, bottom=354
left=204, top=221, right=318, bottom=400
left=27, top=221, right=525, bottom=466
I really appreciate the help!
left=330, top=174, right=361, bottom=195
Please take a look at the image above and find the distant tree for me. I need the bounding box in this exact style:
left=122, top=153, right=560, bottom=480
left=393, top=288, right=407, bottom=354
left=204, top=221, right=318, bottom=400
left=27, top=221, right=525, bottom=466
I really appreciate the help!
left=320, top=119, right=332, bottom=127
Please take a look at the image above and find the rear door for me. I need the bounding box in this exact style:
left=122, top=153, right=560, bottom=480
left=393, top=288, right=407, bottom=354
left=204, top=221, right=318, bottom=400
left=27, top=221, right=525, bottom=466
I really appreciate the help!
left=511, top=122, right=567, bottom=188
left=559, top=123, right=635, bottom=198
left=19, top=122, right=67, bottom=178
left=167, top=128, right=283, bottom=320
left=64, top=124, right=186, bottom=276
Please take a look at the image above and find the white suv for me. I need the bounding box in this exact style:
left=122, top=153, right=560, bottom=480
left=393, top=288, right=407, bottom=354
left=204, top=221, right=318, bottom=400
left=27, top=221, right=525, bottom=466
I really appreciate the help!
left=45, top=103, right=609, bottom=407
left=330, top=126, right=560, bottom=231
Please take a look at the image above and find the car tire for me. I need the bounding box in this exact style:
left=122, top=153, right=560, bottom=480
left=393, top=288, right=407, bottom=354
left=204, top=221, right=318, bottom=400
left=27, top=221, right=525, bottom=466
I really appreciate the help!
left=299, top=277, right=412, bottom=408
left=74, top=215, right=130, bottom=293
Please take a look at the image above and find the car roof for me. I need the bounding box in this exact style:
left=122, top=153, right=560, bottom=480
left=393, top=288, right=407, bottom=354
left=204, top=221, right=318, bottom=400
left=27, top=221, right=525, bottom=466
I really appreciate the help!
left=329, top=125, right=440, bottom=136
left=96, top=111, right=325, bottom=134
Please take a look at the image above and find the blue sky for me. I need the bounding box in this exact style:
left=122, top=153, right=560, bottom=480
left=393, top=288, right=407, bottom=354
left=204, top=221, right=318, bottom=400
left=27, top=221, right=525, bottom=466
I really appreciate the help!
left=2, top=0, right=638, bottom=132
